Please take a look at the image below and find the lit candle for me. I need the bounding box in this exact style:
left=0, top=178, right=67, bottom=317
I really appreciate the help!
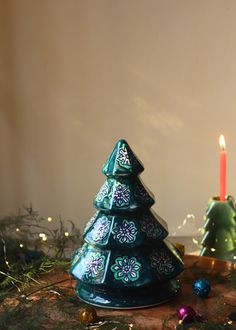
left=219, top=134, right=226, bottom=201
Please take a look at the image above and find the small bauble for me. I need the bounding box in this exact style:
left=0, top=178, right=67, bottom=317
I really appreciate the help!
left=76, top=306, right=98, bottom=325
left=174, top=242, right=185, bottom=259
left=193, top=278, right=211, bottom=298
left=177, top=305, right=196, bottom=324
left=25, top=250, right=43, bottom=263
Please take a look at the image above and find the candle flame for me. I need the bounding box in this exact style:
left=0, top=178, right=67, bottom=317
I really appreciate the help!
left=219, top=134, right=226, bottom=150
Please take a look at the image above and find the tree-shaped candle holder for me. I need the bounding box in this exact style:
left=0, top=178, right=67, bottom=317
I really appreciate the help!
left=70, top=139, right=184, bottom=308
left=200, top=196, right=236, bottom=261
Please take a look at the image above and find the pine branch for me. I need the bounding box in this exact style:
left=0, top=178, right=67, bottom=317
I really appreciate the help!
left=0, top=205, right=81, bottom=291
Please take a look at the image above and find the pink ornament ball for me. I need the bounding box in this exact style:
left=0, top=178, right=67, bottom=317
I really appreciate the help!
left=177, top=305, right=197, bottom=324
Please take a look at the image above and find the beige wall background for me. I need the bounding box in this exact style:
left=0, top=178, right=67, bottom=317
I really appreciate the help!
left=1, top=0, right=236, bottom=236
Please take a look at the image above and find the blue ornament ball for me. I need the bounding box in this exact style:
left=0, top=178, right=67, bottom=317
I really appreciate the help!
left=25, top=250, right=43, bottom=263
left=193, top=278, right=211, bottom=298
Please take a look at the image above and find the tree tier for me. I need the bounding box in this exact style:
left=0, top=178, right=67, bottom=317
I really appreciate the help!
left=204, top=199, right=236, bottom=230
left=201, top=228, right=236, bottom=253
left=200, top=245, right=236, bottom=260
left=102, top=139, right=144, bottom=177
left=70, top=240, right=183, bottom=288
left=94, top=177, right=154, bottom=212
left=83, top=210, right=168, bottom=249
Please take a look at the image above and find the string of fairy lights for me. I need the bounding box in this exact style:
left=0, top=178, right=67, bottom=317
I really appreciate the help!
left=0, top=208, right=81, bottom=272
left=12, top=211, right=234, bottom=259
left=13, top=216, right=71, bottom=250
left=172, top=213, right=236, bottom=260
left=1, top=206, right=235, bottom=277
left=171, top=213, right=202, bottom=247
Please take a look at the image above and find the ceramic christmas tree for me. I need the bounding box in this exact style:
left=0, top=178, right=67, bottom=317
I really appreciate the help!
left=70, top=139, right=184, bottom=308
left=200, top=196, right=236, bottom=261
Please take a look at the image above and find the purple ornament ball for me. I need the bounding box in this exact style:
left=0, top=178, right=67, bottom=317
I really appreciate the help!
left=177, top=305, right=196, bottom=324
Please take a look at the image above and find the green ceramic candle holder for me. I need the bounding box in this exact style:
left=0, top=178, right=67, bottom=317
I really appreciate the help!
left=200, top=195, right=236, bottom=261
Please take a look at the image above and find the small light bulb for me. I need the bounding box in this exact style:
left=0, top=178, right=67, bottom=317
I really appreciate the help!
left=6, top=261, right=9, bottom=265
left=192, top=238, right=198, bottom=245
left=64, top=232, right=69, bottom=237
left=39, top=233, right=46, bottom=238
left=233, top=256, right=236, bottom=260
left=42, top=236, right=47, bottom=241
left=16, top=228, right=20, bottom=232
left=47, top=217, right=52, bottom=222
left=187, top=213, right=195, bottom=219
left=20, top=244, right=24, bottom=248
left=211, top=248, right=216, bottom=252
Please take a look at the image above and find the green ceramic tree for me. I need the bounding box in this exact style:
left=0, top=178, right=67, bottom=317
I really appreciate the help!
left=70, top=139, right=184, bottom=308
left=200, top=196, right=236, bottom=261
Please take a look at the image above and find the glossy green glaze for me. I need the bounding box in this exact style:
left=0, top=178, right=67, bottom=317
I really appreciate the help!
left=70, top=139, right=184, bottom=308
left=200, top=196, right=236, bottom=261
left=76, top=279, right=181, bottom=309
left=94, top=177, right=155, bottom=212
left=102, top=139, right=144, bottom=177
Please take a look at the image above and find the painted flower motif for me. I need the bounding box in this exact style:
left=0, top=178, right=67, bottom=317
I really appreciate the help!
left=96, top=181, right=110, bottom=203
left=150, top=251, right=175, bottom=275
left=140, top=216, right=162, bottom=239
left=117, top=145, right=131, bottom=169
left=93, top=216, right=110, bottom=241
left=111, top=256, right=141, bottom=283
left=112, top=220, right=137, bottom=244
left=134, top=182, right=153, bottom=204
left=113, top=183, right=130, bottom=207
left=84, top=253, right=105, bottom=280
left=83, top=212, right=98, bottom=234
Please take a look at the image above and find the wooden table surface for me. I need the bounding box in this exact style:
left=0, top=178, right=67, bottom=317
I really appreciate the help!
left=93, top=255, right=236, bottom=329
left=3, top=255, right=235, bottom=329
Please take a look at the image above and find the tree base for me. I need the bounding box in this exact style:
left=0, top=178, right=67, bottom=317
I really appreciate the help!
left=200, top=246, right=236, bottom=262
left=76, top=279, right=180, bottom=309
